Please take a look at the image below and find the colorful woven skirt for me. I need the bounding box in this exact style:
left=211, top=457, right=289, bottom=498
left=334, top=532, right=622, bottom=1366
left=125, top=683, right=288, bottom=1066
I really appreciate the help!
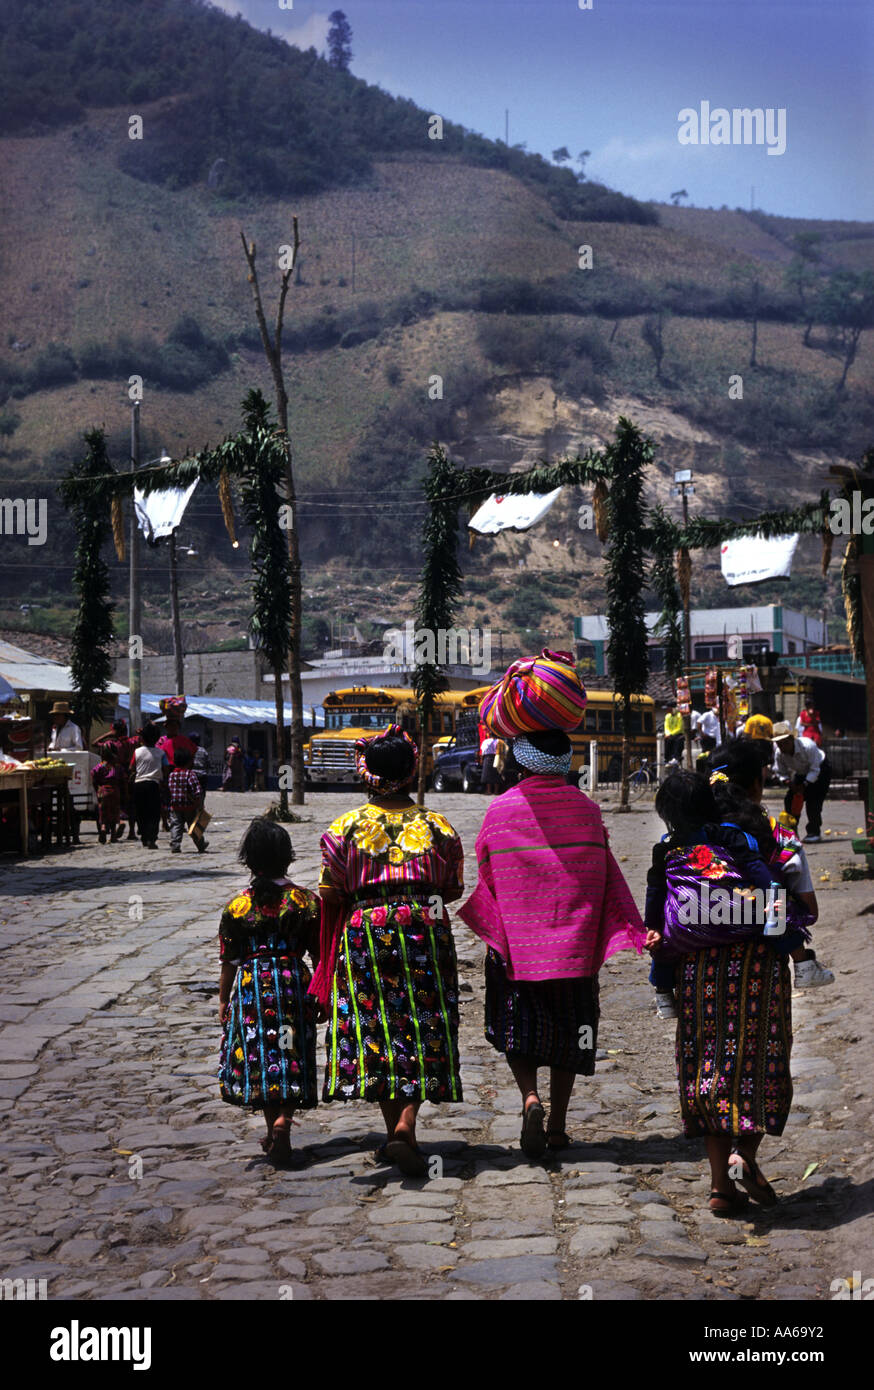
left=324, top=899, right=463, bottom=1104
left=677, top=940, right=793, bottom=1138
left=484, top=949, right=600, bottom=1074
left=219, top=951, right=318, bottom=1110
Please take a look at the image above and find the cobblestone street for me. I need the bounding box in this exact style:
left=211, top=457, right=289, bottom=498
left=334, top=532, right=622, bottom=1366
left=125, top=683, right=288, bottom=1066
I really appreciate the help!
left=1, top=789, right=872, bottom=1302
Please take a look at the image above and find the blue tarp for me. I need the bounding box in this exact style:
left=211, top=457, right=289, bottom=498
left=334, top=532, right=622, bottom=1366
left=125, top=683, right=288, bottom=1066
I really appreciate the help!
left=115, top=693, right=325, bottom=727
left=0, top=673, right=17, bottom=704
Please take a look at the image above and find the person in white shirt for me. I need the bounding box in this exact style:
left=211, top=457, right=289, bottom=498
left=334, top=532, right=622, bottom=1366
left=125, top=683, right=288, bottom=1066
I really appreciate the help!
left=697, top=707, right=720, bottom=752
left=48, top=701, right=84, bottom=752
left=771, top=720, right=831, bottom=843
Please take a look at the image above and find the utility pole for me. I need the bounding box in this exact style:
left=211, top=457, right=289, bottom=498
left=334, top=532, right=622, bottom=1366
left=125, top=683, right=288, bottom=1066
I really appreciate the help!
left=673, top=468, right=695, bottom=765
left=128, top=402, right=142, bottom=735
left=505, top=108, right=509, bottom=144
left=169, top=528, right=184, bottom=696
left=859, top=534, right=874, bottom=870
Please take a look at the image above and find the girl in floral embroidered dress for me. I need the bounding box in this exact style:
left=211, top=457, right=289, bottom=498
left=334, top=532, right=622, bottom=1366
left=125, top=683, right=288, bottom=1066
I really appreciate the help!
left=218, top=818, right=320, bottom=1167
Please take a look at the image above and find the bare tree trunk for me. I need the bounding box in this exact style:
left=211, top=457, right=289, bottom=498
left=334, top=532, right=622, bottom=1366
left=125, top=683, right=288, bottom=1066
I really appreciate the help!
left=272, top=664, right=290, bottom=811
left=240, top=223, right=306, bottom=805
left=618, top=730, right=630, bottom=811
left=416, top=720, right=428, bottom=808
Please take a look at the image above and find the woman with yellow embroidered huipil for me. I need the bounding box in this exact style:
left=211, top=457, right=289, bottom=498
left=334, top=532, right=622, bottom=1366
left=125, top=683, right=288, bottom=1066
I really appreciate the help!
left=310, top=726, right=464, bottom=1175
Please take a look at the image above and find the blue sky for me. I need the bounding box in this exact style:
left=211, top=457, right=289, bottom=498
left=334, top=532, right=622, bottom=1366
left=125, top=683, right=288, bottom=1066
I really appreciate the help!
left=210, top=0, right=873, bottom=220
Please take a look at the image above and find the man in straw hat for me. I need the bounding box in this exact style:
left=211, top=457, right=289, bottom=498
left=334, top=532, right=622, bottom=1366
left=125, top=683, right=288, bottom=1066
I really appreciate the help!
left=771, top=719, right=831, bottom=844
left=47, top=701, right=84, bottom=752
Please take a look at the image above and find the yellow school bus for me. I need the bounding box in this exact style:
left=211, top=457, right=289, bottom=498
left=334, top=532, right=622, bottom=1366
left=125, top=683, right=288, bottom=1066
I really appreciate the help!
left=569, top=691, right=657, bottom=780
left=304, top=686, right=491, bottom=784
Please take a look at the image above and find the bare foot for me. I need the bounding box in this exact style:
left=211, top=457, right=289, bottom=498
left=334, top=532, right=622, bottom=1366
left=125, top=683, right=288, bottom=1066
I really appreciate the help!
left=268, top=1115, right=297, bottom=1167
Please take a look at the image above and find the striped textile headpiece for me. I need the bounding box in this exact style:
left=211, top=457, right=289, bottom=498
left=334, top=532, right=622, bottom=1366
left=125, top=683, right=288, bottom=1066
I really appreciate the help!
left=355, top=724, right=419, bottom=794
left=479, top=649, right=587, bottom=738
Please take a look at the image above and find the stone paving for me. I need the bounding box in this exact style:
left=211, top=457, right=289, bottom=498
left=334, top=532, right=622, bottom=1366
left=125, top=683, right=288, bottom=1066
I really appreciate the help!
left=0, top=789, right=872, bottom=1302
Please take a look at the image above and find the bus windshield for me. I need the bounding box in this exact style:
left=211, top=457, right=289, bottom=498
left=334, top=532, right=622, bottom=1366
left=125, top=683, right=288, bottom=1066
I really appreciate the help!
left=325, top=709, right=394, bottom=730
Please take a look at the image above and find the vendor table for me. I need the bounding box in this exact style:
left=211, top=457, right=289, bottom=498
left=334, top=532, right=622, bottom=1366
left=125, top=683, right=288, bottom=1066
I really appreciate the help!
left=0, top=766, right=73, bottom=856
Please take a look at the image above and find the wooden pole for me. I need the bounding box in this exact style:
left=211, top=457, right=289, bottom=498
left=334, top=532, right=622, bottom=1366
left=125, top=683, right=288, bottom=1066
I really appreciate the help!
left=240, top=224, right=304, bottom=804
left=128, top=403, right=141, bottom=734
left=860, top=538, right=874, bottom=866
left=169, top=529, right=184, bottom=696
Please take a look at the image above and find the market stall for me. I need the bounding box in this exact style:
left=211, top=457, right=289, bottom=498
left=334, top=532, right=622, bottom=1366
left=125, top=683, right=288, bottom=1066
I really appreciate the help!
left=0, top=757, right=74, bottom=855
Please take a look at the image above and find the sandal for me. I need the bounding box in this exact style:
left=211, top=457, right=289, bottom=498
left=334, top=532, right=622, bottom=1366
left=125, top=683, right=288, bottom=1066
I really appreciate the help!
left=546, top=1130, right=571, bottom=1151
left=520, top=1099, right=546, bottom=1159
left=730, top=1153, right=778, bottom=1207
left=384, top=1136, right=427, bottom=1177
left=708, top=1187, right=751, bottom=1218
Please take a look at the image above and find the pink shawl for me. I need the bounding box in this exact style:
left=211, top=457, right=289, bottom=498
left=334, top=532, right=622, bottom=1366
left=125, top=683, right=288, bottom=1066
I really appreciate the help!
left=458, top=775, right=644, bottom=981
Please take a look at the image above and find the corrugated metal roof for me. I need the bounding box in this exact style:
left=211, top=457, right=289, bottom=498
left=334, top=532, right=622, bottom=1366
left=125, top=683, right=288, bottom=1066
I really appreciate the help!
left=116, top=693, right=325, bottom=727
left=0, top=654, right=127, bottom=696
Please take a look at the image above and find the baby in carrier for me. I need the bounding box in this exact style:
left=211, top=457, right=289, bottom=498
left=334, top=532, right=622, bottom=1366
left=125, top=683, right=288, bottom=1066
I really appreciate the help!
left=647, top=742, right=834, bottom=1020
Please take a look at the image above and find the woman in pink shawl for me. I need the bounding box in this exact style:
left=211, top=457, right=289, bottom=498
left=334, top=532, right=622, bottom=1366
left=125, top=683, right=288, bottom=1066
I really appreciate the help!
left=459, top=729, right=645, bottom=1157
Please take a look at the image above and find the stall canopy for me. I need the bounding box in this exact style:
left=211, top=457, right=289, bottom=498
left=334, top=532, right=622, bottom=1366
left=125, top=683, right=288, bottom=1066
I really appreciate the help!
left=115, top=693, right=325, bottom=728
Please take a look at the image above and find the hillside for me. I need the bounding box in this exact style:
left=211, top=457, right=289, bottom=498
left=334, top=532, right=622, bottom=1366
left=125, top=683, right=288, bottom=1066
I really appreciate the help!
left=0, top=0, right=872, bottom=666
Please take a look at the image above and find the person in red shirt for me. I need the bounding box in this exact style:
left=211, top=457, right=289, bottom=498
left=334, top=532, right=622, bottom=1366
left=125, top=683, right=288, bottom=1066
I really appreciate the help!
left=157, top=714, right=196, bottom=769
left=795, top=698, right=823, bottom=747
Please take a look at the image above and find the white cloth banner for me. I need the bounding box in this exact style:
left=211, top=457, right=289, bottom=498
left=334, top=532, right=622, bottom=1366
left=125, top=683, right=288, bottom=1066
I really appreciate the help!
left=720, top=533, right=799, bottom=586
left=134, top=479, right=199, bottom=543
left=468, top=487, right=562, bottom=535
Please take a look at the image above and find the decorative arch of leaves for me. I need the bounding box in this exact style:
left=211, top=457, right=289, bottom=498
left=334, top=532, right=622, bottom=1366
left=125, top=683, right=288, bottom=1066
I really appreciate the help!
left=414, top=416, right=836, bottom=805
left=61, top=390, right=298, bottom=813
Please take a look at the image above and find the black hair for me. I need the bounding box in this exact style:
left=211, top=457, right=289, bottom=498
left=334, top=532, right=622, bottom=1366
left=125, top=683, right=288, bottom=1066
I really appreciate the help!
left=527, top=729, right=572, bottom=755
left=654, top=769, right=719, bottom=841
left=704, top=741, right=773, bottom=856
left=514, top=728, right=572, bottom=779
left=364, top=731, right=416, bottom=787
left=174, top=748, right=192, bottom=767
left=140, top=723, right=160, bottom=748
left=189, top=733, right=200, bottom=746
left=238, top=817, right=295, bottom=908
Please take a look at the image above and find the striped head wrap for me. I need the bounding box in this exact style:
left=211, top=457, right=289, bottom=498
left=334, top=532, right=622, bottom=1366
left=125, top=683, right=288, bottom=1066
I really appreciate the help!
left=355, top=724, right=419, bottom=795
left=513, top=735, right=573, bottom=776
left=479, top=649, right=587, bottom=738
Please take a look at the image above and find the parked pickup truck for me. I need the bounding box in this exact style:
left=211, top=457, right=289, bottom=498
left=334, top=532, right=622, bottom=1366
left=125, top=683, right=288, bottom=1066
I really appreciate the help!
left=431, top=712, right=482, bottom=792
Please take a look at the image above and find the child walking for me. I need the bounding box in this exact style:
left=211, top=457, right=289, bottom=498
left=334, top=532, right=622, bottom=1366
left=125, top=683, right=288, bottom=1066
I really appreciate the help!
left=91, top=744, right=125, bottom=844
left=167, top=748, right=207, bottom=853
left=646, top=749, right=832, bottom=1019
left=218, top=819, right=320, bottom=1166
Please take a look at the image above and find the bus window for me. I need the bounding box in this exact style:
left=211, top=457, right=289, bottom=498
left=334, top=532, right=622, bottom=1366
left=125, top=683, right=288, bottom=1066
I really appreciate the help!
left=627, top=710, right=643, bottom=734
left=584, top=709, right=597, bottom=732
left=443, top=712, right=453, bottom=733
left=598, top=709, right=613, bottom=733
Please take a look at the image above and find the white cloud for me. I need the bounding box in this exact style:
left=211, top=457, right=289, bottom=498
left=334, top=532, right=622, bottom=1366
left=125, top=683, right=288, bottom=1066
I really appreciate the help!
left=206, top=2, right=330, bottom=54
left=279, top=12, right=331, bottom=52
left=593, top=135, right=679, bottom=165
